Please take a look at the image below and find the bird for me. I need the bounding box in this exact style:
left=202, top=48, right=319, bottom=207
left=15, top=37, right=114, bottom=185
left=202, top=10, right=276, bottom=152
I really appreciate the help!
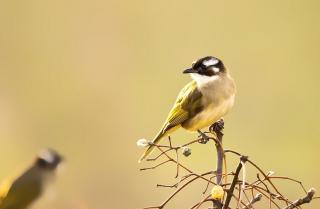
left=139, top=56, right=236, bottom=162
left=0, top=149, right=63, bottom=209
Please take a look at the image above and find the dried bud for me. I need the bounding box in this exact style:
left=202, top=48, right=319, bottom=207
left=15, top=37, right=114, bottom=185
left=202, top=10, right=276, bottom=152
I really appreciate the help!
left=309, top=188, right=316, bottom=195
left=136, top=139, right=150, bottom=148
left=267, top=171, right=275, bottom=176
left=181, top=146, right=191, bottom=157
left=211, top=185, right=224, bottom=200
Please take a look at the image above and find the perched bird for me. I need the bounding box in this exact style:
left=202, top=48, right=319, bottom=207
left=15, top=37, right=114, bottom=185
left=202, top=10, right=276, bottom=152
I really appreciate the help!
left=139, top=56, right=236, bottom=162
left=0, top=149, right=63, bottom=209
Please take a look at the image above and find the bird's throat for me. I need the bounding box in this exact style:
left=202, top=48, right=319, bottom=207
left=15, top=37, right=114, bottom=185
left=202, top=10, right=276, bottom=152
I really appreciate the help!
left=191, top=74, right=220, bottom=87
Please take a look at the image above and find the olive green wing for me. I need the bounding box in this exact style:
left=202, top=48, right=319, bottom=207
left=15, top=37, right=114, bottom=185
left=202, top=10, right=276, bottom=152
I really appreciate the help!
left=164, top=80, right=203, bottom=131
left=0, top=172, right=42, bottom=209
left=0, top=178, right=13, bottom=204
left=138, top=81, right=202, bottom=162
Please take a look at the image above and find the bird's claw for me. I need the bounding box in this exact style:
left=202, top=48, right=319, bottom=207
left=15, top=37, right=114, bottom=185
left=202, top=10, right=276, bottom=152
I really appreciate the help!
left=209, top=119, right=224, bottom=134
left=197, top=130, right=210, bottom=144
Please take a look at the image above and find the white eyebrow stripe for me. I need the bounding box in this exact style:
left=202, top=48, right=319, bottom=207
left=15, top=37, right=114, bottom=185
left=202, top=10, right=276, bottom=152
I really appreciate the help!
left=39, top=150, right=55, bottom=163
left=203, top=59, right=218, bottom=67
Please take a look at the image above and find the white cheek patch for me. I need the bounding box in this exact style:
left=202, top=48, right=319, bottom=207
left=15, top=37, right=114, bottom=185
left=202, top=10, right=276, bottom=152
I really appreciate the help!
left=202, top=59, right=219, bottom=67
left=212, top=67, right=220, bottom=73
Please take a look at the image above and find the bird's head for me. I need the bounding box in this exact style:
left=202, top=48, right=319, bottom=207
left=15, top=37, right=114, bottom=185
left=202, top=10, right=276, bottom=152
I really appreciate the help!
left=35, top=149, right=64, bottom=171
left=183, top=56, right=226, bottom=85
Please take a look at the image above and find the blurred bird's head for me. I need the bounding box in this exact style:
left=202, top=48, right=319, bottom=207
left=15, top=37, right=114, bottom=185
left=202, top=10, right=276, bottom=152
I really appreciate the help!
left=183, top=56, right=227, bottom=85
left=35, top=149, right=63, bottom=171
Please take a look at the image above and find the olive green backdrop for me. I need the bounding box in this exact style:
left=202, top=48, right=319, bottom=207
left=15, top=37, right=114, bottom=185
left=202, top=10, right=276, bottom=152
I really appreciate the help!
left=0, top=0, right=319, bottom=208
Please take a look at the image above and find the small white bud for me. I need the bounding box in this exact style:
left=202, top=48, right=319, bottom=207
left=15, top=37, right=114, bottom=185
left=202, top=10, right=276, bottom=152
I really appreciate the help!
left=136, top=139, right=150, bottom=148
left=267, top=171, right=275, bottom=176
left=181, top=146, right=191, bottom=157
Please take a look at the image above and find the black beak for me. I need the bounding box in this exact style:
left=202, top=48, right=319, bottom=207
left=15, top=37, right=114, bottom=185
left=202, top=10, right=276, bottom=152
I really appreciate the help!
left=183, top=68, right=198, bottom=74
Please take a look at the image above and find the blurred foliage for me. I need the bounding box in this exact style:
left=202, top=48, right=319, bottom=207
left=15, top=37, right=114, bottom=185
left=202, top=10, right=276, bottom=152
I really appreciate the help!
left=0, top=0, right=319, bottom=208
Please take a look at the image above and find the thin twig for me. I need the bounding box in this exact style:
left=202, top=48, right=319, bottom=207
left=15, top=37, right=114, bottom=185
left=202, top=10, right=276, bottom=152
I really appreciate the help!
left=140, top=159, right=173, bottom=171
left=223, top=156, right=248, bottom=209
left=242, top=193, right=262, bottom=209
left=140, top=124, right=317, bottom=209
left=283, top=188, right=316, bottom=209
left=225, top=150, right=286, bottom=200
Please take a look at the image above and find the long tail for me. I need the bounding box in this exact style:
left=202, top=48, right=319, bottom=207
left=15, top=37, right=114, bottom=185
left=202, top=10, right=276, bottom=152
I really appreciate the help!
left=138, top=131, right=165, bottom=163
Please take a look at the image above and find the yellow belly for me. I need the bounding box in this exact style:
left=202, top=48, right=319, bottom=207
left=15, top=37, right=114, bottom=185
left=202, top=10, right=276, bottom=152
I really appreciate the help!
left=182, top=94, right=235, bottom=131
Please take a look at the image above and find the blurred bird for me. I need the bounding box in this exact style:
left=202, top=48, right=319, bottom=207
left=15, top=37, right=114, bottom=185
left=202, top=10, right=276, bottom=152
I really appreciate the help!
left=139, top=56, right=236, bottom=162
left=0, top=149, right=63, bottom=209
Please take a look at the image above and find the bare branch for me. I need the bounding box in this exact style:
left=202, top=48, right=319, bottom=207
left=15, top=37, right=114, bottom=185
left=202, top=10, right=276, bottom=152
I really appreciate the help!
left=223, top=156, right=248, bottom=209
left=140, top=159, right=173, bottom=171
left=283, top=188, right=316, bottom=209
left=139, top=121, right=317, bottom=209
left=242, top=193, right=262, bottom=209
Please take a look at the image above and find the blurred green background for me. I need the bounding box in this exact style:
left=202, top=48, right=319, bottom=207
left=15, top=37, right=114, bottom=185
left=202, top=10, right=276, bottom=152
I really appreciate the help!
left=0, top=0, right=319, bottom=208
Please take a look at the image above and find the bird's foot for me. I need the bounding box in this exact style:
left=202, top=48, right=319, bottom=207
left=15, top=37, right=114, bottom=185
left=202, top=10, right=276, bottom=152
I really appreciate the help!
left=197, top=130, right=210, bottom=144
left=209, top=119, right=224, bottom=135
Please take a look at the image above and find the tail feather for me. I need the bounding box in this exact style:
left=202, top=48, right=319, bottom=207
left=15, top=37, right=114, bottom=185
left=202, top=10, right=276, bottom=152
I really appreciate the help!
left=138, top=132, right=164, bottom=163
left=138, top=125, right=180, bottom=163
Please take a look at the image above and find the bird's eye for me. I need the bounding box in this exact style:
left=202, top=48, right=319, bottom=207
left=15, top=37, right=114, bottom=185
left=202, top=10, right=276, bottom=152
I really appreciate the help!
left=198, top=65, right=207, bottom=73
left=37, top=158, right=50, bottom=168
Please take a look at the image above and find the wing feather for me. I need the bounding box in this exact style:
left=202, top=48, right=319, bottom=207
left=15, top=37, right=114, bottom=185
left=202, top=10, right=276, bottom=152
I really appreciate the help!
left=0, top=178, right=12, bottom=202
left=138, top=81, right=202, bottom=162
left=162, top=81, right=202, bottom=132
